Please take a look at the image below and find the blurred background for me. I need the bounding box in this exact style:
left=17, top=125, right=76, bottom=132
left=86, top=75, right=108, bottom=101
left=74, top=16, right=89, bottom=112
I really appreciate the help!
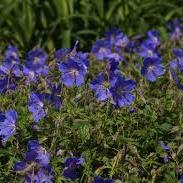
left=0, top=0, right=183, bottom=51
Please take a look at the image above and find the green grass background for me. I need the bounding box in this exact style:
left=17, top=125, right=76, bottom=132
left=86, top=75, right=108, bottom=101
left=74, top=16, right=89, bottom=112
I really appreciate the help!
left=0, top=0, right=183, bottom=50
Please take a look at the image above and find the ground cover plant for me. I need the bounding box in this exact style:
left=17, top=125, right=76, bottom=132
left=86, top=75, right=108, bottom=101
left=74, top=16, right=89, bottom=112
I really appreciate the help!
left=0, top=18, right=183, bottom=183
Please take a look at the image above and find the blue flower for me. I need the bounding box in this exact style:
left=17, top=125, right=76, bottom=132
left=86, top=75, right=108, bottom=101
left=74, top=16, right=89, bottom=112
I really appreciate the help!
left=105, top=28, right=122, bottom=46
left=110, top=76, right=136, bottom=107
left=105, top=28, right=129, bottom=49
left=91, top=39, right=112, bottom=60
left=163, top=154, right=172, bottom=164
left=141, top=57, right=165, bottom=82
left=63, top=157, right=84, bottom=180
left=55, top=48, right=72, bottom=62
left=147, top=30, right=160, bottom=46
left=4, top=45, right=20, bottom=68
left=42, top=83, right=62, bottom=109
left=93, top=176, right=115, bottom=183
left=0, top=62, right=22, bottom=94
left=114, top=33, right=129, bottom=50
left=90, top=73, right=112, bottom=101
left=125, top=34, right=144, bottom=53
left=0, top=66, right=12, bottom=93
left=28, top=92, right=46, bottom=123
left=167, top=19, right=183, bottom=41
left=0, top=110, right=17, bottom=144
left=26, top=140, right=50, bottom=167
left=47, top=83, right=62, bottom=109
left=24, top=169, right=53, bottom=183
left=14, top=140, right=53, bottom=183
left=75, top=51, right=90, bottom=68
left=23, top=48, right=48, bottom=83
left=159, top=141, right=171, bottom=151
left=139, top=41, right=159, bottom=58
left=26, top=48, right=48, bottom=70
left=107, top=60, right=120, bottom=73
left=169, top=48, right=183, bottom=89
left=106, top=53, right=123, bottom=62
left=23, top=66, right=38, bottom=83
left=58, top=59, right=87, bottom=87
left=55, top=41, right=90, bottom=69
left=173, top=48, right=183, bottom=58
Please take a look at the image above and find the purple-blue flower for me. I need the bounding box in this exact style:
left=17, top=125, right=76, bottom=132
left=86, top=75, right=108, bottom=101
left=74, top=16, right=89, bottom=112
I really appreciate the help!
left=28, top=92, right=46, bottom=123
left=169, top=48, right=183, bottom=89
left=106, top=52, right=123, bottom=62
left=55, top=41, right=90, bottom=69
left=110, top=76, right=136, bottom=107
left=105, top=28, right=129, bottom=49
left=26, top=48, right=48, bottom=70
left=0, top=66, right=15, bottom=93
left=91, top=39, right=112, bottom=61
left=42, top=83, right=62, bottom=109
left=14, top=140, right=53, bottom=183
left=147, top=30, right=161, bottom=47
left=163, top=154, right=172, bottom=164
left=90, top=73, right=112, bottom=101
left=0, top=54, right=22, bottom=93
left=3, top=45, right=20, bottom=68
left=58, top=59, right=87, bottom=87
left=55, top=48, right=72, bottom=62
left=173, top=48, right=183, bottom=58
left=0, top=110, right=17, bottom=144
left=75, top=51, right=90, bottom=68
left=23, top=66, right=38, bottom=83
left=140, top=41, right=159, bottom=58
left=23, top=48, right=48, bottom=83
left=141, top=57, right=165, bottom=82
left=114, top=34, right=129, bottom=50
left=159, top=141, right=171, bottom=151
left=105, top=28, right=122, bottom=46
left=167, top=19, right=183, bottom=41
left=93, top=176, right=115, bottom=183
left=63, top=157, right=84, bottom=180
left=24, top=169, right=53, bottom=183
left=107, top=60, right=120, bottom=73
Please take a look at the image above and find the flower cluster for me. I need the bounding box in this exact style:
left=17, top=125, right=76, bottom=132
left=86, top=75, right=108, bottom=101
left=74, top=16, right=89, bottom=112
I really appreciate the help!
left=139, top=30, right=165, bottom=82
left=14, top=140, right=53, bottom=183
left=0, top=18, right=183, bottom=182
left=91, top=28, right=127, bottom=62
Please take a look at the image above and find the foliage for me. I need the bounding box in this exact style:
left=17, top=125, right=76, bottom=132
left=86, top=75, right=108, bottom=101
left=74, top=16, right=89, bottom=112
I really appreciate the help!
left=0, top=1, right=183, bottom=183
left=0, top=0, right=183, bottom=50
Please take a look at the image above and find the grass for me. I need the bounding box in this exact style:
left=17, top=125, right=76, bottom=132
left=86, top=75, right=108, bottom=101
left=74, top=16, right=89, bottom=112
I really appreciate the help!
left=0, top=0, right=183, bottom=51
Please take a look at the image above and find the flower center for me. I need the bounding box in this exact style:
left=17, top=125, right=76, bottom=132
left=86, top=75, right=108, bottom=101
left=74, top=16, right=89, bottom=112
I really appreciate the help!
left=70, top=69, right=79, bottom=76
left=148, top=65, right=155, bottom=71
left=99, top=47, right=107, bottom=53
left=29, top=71, right=35, bottom=78
left=147, top=50, right=153, bottom=57
left=34, top=57, right=40, bottom=64
left=103, top=81, right=110, bottom=88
